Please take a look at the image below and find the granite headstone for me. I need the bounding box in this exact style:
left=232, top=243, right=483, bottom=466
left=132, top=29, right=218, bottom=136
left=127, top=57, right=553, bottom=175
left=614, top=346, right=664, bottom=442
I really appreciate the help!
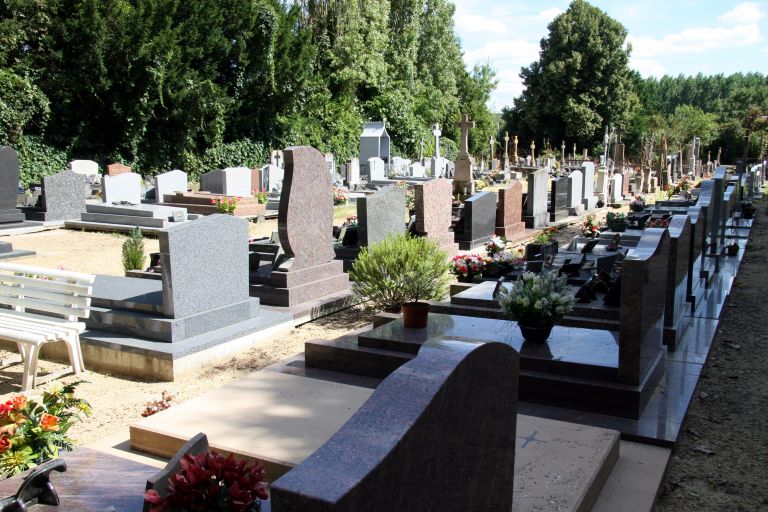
left=455, top=191, right=498, bottom=250
left=549, top=177, right=568, bottom=222
left=368, top=157, right=386, bottom=181
left=358, top=186, right=406, bottom=247
left=523, top=168, right=548, bottom=228
left=102, top=172, right=142, bottom=204
left=567, top=170, right=584, bottom=216
left=0, top=147, right=25, bottom=223
left=496, top=180, right=526, bottom=239
left=414, top=179, right=456, bottom=255
left=155, top=170, right=188, bottom=203
left=581, top=162, right=597, bottom=210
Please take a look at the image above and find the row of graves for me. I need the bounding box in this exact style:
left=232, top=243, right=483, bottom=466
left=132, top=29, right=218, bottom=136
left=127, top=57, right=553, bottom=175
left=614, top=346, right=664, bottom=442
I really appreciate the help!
left=0, top=137, right=762, bottom=510
left=115, top=166, right=761, bottom=511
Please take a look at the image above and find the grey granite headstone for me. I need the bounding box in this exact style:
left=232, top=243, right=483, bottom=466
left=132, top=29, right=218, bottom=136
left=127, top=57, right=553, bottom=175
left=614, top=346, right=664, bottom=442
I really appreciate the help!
left=581, top=162, right=597, bottom=210
left=160, top=214, right=250, bottom=318
left=567, top=170, right=584, bottom=215
left=271, top=339, right=519, bottom=512
left=549, top=177, right=568, bottom=222
left=155, top=169, right=188, bottom=203
left=358, top=186, right=405, bottom=247
left=664, top=215, right=692, bottom=348
left=102, top=172, right=142, bottom=204
left=523, top=168, right=548, bottom=228
left=456, top=191, right=497, bottom=250
left=200, top=167, right=252, bottom=197
left=37, top=170, right=87, bottom=221
left=596, top=169, right=609, bottom=202
left=0, top=147, right=25, bottom=224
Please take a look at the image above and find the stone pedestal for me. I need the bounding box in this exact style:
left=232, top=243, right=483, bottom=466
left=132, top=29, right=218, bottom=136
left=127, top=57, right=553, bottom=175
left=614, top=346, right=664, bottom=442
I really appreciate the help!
left=452, top=156, right=475, bottom=196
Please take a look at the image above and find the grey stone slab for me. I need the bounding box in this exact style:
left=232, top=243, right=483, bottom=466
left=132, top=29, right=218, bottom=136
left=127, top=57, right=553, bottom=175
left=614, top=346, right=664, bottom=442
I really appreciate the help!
left=0, top=147, right=25, bottom=223
left=86, top=202, right=186, bottom=219
left=271, top=339, right=519, bottom=512
left=200, top=167, right=253, bottom=197
left=549, top=176, right=569, bottom=222
left=81, top=213, right=167, bottom=228
left=358, top=186, right=405, bottom=247
left=456, top=191, right=497, bottom=249
left=524, top=168, right=548, bottom=228
left=102, top=172, right=142, bottom=204
left=160, top=214, right=251, bottom=319
left=32, top=170, right=88, bottom=221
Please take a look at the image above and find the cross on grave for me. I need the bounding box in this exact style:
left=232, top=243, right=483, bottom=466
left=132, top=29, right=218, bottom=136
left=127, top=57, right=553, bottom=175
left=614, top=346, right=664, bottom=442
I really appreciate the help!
left=489, top=135, right=496, bottom=163
left=419, top=138, right=425, bottom=161
left=432, top=123, right=442, bottom=158
left=513, top=135, right=519, bottom=164
left=561, top=141, right=566, bottom=163
left=530, top=141, right=536, bottom=162
left=517, top=430, right=547, bottom=448
left=457, top=114, right=475, bottom=159
left=573, top=143, right=577, bottom=159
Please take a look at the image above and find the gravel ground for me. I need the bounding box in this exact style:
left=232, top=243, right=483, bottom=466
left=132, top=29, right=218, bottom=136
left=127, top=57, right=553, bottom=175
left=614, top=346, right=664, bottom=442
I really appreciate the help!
left=656, top=196, right=768, bottom=512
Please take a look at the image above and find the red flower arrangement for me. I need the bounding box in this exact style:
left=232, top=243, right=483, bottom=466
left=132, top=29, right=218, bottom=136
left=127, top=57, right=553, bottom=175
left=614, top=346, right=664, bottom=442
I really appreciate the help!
left=144, top=451, right=269, bottom=512
left=646, top=218, right=670, bottom=229
left=450, top=254, right=485, bottom=280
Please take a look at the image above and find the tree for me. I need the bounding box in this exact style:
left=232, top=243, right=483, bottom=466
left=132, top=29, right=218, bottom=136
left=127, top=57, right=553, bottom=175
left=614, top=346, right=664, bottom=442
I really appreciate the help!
left=510, top=0, right=637, bottom=151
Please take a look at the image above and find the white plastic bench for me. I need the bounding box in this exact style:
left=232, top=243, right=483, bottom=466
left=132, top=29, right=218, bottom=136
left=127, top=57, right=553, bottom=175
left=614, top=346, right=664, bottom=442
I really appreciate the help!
left=0, top=262, right=95, bottom=391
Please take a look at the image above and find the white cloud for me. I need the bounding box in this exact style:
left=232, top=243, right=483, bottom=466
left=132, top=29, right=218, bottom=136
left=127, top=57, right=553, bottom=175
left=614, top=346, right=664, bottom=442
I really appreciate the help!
left=463, top=39, right=540, bottom=65
left=627, top=23, right=763, bottom=58
left=763, top=46, right=768, bottom=54
left=454, top=14, right=507, bottom=35
left=719, top=2, right=767, bottom=24
left=631, top=58, right=665, bottom=77
left=538, top=6, right=564, bottom=21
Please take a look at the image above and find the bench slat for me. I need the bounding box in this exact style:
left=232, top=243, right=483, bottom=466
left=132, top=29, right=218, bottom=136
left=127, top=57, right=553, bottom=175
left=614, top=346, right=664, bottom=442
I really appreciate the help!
left=0, top=262, right=95, bottom=283
left=0, top=274, right=92, bottom=295
left=0, top=311, right=85, bottom=332
left=0, top=284, right=91, bottom=308
left=0, top=317, right=76, bottom=339
left=0, top=327, right=47, bottom=344
left=0, top=296, right=88, bottom=319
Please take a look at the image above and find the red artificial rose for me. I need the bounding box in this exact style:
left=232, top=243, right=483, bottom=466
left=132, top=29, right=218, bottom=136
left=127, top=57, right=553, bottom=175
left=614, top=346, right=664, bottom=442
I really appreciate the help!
left=0, top=435, right=11, bottom=452
left=40, top=413, right=60, bottom=432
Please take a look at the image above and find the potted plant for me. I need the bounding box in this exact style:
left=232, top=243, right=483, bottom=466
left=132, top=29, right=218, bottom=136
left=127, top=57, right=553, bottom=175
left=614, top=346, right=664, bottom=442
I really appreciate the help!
left=606, top=212, right=628, bottom=232
left=350, top=233, right=450, bottom=328
left=144, top=451, right=269, bottom=512
left=629, top=195, right=646, bottom=212
left=524, top=227, right=559, bottom=261
left=581, top=215, right=601, bottom=238
left=450, top=253, right=486, bottom=283
left=496, top=272, right=575, bottom=343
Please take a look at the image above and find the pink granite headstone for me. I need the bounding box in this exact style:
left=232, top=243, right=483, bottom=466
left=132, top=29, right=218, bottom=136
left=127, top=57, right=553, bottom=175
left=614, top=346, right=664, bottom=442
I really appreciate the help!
left=107, top=163, right=132, bottom=177
left=250, top=168, right=261, bottom=194
left=496, top=180, right=526, bottom=239
left=414, top=178, right=456, bottom=255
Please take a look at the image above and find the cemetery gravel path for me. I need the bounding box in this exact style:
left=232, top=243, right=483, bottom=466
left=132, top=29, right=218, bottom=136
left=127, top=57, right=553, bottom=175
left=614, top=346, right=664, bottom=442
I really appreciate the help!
left=656, top=196, right=768, bottom=512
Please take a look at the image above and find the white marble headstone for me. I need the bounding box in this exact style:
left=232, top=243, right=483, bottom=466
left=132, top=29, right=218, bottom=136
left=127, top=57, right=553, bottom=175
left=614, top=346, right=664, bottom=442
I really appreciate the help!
left=102, top=172, right=141, bottom=204
left=155, top=169, right=188, bottom=203
left=409, top=163, right=425, bottom=178
left=69, top=160, right=99, bottom=176
left=609, top=174, right=623, bottom=203
left=567, top=170, right=583, bottom=208
left=368, top=157, right=386, bottom=181
left=347, top=158, right=360, bottom=187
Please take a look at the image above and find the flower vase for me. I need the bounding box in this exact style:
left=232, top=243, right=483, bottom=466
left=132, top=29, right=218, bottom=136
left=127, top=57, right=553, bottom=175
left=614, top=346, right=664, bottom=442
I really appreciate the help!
left=518, top=321, right=554, bottom=343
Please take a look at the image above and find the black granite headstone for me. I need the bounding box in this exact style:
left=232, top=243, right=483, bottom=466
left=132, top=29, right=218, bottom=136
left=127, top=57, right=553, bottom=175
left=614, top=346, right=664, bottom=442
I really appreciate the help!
left=0, top=147, right=25, bottom=224
left=455, top=191, right=497, bottom=250
left=549, top=177, right=568, bottom=222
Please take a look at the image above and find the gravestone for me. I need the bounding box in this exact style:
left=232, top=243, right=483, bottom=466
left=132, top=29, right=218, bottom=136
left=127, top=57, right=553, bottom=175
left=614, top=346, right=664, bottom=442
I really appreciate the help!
left=523, top=168, right=548, bottom=228
left=596, top=169, right=609, bottom=203
left=102, top=172, right=142, bottom=204
left=324, top=153, right=335, bottom=176
left=549, top=177, right=568, bottom=222
left=251, top=146, right=349, bottom=306
left=567, top=170, right=584, bottom=216
left=408, top=163, right=425, bottom=178
left=69, top=160, right=99, bottom=177
left=414, top=179, right=456, bottom=255
left=23, top=170, right=87, bottom=221
left=250, top=168, right=261, bottom=194
left=200, top=167, right=252, bottom=197
left=455, top=191, right=497, bottom=250
left=358, top=186, right=406, bottom=247
left=391, top=157, right=410, bottom=175
left=261, top=164, right=284, bottom=193
left=161, top=214, right=253, bottom=319
left=581, top=162, right=597, bottom=210
left=496, top=180, right=526, bottom=240
left=0, top=147, right=26, bottom=224
left=609, top=174, right=623, bottom=204
left=106, top=163, right=131, bottom=177
left=453, top=114, right=475, bottom=195
left=622, top=170, right=632, bottom=197
left=155, top=170, right=188, bottom=203
left=368, top=157, right=386, bottom=181
left=430, top=157, right=448, bottom=178
left=346, top=158, right=360, bottom=188
left=271, top=339, right=519, bottom=512
left=663, top=215, right=692, bottom=349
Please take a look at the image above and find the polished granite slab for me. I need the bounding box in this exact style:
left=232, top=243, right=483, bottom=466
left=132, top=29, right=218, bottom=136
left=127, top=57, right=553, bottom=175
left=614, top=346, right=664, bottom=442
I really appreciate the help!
left=358, top=314, right=620, bottom=380
left=91, top=274, right=164, bottom=314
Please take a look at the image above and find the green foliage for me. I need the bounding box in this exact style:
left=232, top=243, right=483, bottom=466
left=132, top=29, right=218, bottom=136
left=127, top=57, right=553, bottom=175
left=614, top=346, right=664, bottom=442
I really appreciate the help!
left=16, top=135, right=69, bottom=187
left=507, top=0, right=636, bottom=150
left=0, top=70, right=49, bottom=145
left=350, top=233, right=450, bottom=312
left=182, top=139, right=267, bottom=181
left=122, top=227, right=146, bottom=272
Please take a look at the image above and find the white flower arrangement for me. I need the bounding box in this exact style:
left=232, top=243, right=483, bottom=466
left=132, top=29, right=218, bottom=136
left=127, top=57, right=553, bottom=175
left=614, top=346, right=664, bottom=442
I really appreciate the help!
left=496, top=272, right=575, bottom=326
left=484, top=236, right=507, bottom=256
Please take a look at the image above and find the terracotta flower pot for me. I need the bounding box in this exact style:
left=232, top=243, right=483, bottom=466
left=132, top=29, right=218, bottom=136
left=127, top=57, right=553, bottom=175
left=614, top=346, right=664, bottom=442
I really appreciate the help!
left=402, top=302, right=429, bottom=329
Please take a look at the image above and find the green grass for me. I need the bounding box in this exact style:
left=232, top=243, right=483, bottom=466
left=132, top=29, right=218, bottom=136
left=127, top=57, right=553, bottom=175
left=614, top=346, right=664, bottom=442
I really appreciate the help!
left=333, top=203, right=357, bottom=224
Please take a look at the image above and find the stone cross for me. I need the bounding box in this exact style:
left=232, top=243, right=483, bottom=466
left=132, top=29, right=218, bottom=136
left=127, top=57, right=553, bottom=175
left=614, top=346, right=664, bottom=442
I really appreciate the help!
left=489, top=135, right=495, bottom=164
left=573, top=143, right=577, bottom=160
left=419, top=138, right=425, bottom=161
left=530, top=141, right=535, bottom=162
left=513, top=135, right=518, bottom=164
left=716, top=147, right=722, bottom=165
left=456, top=114, right=475, bottom=158
left=707, top=151, right=711, bottom=164
left=432, top=123, right=442, bottom=158
left=503, top=132, right=509, bottom=169
left=561, top=141, right=566, bottom=164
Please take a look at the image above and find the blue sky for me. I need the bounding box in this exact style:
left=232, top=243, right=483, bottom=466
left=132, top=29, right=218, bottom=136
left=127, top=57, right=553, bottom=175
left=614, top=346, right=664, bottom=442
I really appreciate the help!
left=454, top=1, right=768, bottom=111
